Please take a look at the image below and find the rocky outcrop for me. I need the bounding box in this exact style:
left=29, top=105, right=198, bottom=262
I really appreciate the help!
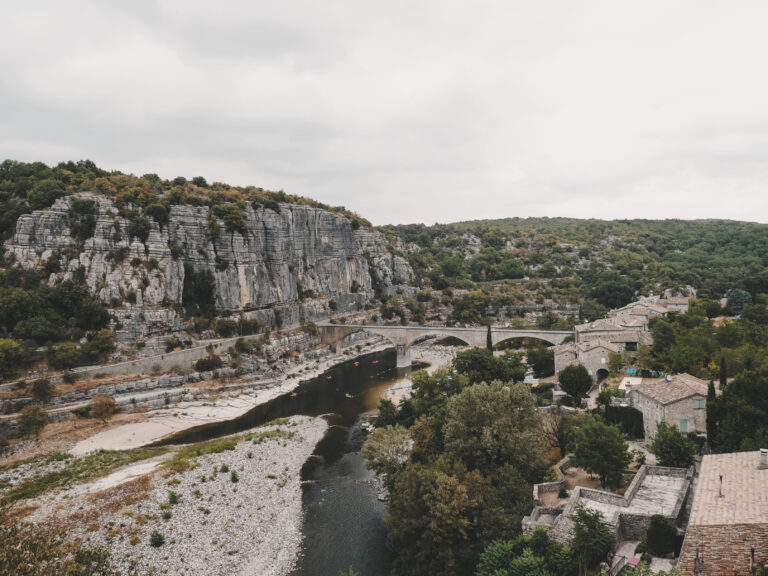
left=6, top=194, right=413, bottom=333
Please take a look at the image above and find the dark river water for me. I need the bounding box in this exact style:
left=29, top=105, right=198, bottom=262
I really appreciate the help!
left=156, top=348, right=407, bottom=576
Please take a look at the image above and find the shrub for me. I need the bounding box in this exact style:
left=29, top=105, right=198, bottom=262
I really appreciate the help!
left=220, top=463, right=229, bottom=473
left=161, top=511, right=171, bottom=520
left=212, top=203, right=248, bottom=237
left=230, top=470, right=239, bottom=483
left=168, top=491, right=179, bottom=505
left=19, top=405, right=48, bottom=438
left=32, top=379, right=54, bottom=403
left=194, top=355, right=222, bottom=372
left=558, top=484, right=569, bottom=498
left=127, top=216, right=151, bottom=243
left=90, top=395, right=116, bottom=423
left=170, top=244, right=184, bottom=260
left=143, top=203, right=168, bottom=228
left=149, top=530, right=165, bottom=548
left=106, top=247, right=130, bottom=264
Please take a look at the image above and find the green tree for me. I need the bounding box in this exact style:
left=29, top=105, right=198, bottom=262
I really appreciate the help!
left=558, top=364, right=592, bottom=399
left=453, top=348, right=525, bottom=386
left=19, top=405, right=48, bottom=438
left=362, top=425, right=412, bottom=484
left=571, top=420, right=630, bottom=489
left=706, top=380, right=717, bottom=446
left=0, top=338, right=20, bottom=377
left=443, top=381, right=543, bottom=478
left=527, top=345, right=554, bottom=378
left=719, top=356, right=728, bottom=388
left=726, top=288, right=752, bottom=316
left=26, top=179, right=65, bottom=210
left=374, top=398, right=399, bottom=427
left=649, top=421, right=697, bottom=468
left=570, top=504, right=615, bottom=576
left=486, top=324, right=492, bottom=351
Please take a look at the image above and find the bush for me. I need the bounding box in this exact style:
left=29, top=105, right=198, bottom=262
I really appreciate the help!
left=19, top=405, right=48, bottom=438
left=220, top=463, right=229, bottom=473
left=646, top=515, right=676, bottom=556
left=230, top=470, right=239, bottom=483
left=127, top=216, right=152, bottom=243
left=168, top=491, right=179, bottom=505
left=149, top=530, right=165, bottom=548
left=90, top=395, right=116, bottom=423
left=194, top=355, right=222, bottom=372
left=161, top=511, right=171, bottom=520
left=32, top=379, right=54, bottom=403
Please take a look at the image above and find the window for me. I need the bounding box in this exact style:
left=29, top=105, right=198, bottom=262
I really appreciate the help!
left=680, top=419, right=688, bottom=433
left=693, top=398, right=705, bottom=409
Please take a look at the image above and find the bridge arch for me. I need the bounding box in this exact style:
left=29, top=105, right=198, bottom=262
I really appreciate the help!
left=493, top=335, right=558, bottom=349
left=317, top=323, right=572, bottom=368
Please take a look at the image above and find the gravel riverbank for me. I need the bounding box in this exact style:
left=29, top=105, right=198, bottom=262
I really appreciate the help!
left=22, top=416, right=327, bottom=576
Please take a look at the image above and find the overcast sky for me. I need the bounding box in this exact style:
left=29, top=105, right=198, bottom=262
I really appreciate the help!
left=2, top=1, right=767, bottom=225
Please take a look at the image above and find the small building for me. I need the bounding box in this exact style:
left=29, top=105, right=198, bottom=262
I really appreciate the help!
left=678, top=450, right=768, bottom=575
left=524, top=465, right=692, bottom=570
left=629, top=373, right=709, bottom=438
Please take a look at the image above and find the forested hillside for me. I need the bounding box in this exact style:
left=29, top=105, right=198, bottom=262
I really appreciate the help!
left=384, top=218, right=768, bottom=314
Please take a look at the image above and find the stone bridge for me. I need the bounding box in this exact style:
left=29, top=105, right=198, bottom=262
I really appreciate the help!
left=317, top=323, right=573, bottom=367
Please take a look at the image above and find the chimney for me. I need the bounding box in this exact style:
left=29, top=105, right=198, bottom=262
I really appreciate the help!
left=760, top=448, right=768, bottom=470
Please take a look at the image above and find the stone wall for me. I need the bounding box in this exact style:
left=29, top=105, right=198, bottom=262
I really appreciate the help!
left=532, top=456, right=571, bottom=499
left=678, top=523, right=768, bottom=575
left=72, top=337, right=243, bottom=378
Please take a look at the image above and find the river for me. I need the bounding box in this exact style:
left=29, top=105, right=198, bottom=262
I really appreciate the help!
left=157, top=348, right=410, bottom=576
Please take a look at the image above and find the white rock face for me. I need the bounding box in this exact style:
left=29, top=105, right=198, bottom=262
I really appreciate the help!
left=6, top=194, right=413, bottom=329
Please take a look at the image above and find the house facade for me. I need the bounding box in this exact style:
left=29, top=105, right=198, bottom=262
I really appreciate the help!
left=628, top=373, right=709, bottom=438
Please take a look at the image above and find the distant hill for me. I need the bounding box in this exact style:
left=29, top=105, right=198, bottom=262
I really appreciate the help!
left=383, top=217, right=768, bottom=307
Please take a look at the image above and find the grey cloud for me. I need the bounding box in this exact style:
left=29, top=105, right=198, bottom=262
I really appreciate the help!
left=1, top=1, right=768, bottom=225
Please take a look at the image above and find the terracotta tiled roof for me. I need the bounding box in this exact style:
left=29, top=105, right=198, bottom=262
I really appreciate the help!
left=632, top=373, right=708, bottom=405
left=689, top=451, right=768, bottom=526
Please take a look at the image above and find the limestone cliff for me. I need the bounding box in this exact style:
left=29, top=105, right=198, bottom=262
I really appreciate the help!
left=6, top=193, right=413, bottom=335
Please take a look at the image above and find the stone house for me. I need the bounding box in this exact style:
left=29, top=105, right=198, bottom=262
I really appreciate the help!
left=574, top=316, right=647, bottom=344
left=678, top=450, right=768, bottom=575
left=628, top=373, right=709, bottom=439
left=554, top=339, right=619, bottom=383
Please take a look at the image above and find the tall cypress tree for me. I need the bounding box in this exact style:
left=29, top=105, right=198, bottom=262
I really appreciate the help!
left=706, top=379, right=718, bottom=448
left=486, top=324, right=493, bottom=352
left=719, top=356, right=728, bottom=389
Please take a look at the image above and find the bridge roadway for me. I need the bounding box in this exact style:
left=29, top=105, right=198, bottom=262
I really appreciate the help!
left=316, top=322, right=573, bottom=368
